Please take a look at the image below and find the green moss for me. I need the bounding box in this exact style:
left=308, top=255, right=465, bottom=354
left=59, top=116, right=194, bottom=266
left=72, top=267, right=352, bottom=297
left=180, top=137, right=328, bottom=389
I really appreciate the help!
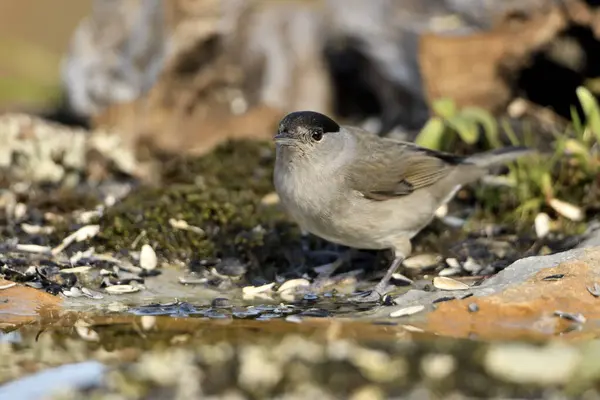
left=96, top=140, right=303, bottom=279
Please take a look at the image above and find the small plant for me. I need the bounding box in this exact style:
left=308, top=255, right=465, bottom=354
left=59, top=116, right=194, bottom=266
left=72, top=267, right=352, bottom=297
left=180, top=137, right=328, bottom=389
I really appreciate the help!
left=415, top=87, right=600, bottom=229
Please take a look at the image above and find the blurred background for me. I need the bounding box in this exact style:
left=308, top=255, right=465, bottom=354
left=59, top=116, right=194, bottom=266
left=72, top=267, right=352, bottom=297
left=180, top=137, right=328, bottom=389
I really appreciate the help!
left=2, top=0, right=600, bottom=180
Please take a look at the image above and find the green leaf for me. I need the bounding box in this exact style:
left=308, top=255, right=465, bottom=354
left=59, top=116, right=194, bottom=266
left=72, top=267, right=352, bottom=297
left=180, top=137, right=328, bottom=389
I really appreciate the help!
left=576, top=86, right=600, bottom=143
left=415, top=117, right=446, bottom=150
left=570, top=105, right=584, bottom=140
left=447, top=115, right=479, bottom=144
left=432, top=98, right=457, bottom=119
left=460, top=107, right=500, bottom=147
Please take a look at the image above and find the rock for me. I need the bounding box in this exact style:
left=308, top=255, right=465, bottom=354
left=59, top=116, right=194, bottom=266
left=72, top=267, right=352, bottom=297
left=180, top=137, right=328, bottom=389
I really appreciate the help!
left=0, top=278, right=62, bottom=329
left=377, top=246, right=600, bottom=340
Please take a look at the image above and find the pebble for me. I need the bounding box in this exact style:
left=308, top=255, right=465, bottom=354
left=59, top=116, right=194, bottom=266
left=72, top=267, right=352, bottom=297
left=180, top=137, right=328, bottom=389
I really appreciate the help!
left=139, top=244, right=158, bottom=271
left=445, top=258, right=461, bottom=269
left=390, top=305, right=425, bottom=318
left=468, top=303, right=479, bottom=312
left=140, top=316, right=156, bottom=331
left=433, top=277, right=470, bottom=291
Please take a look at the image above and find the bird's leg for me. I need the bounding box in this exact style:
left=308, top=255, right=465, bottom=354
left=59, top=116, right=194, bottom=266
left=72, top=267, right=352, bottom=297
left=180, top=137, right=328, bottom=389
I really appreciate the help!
left=349, top=240, right=411, bottom=303
left=349, top=256, right=404, bottom=303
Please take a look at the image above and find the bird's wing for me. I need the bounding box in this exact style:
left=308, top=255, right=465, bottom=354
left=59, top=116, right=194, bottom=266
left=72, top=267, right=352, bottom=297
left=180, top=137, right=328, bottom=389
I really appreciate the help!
left=345, top=139, right=464, bottom=201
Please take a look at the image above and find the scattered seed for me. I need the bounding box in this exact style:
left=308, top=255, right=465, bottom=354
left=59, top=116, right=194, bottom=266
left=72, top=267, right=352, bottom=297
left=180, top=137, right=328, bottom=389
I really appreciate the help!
left=438, top=267, right=461, bottom=277
left=140, top=244, right=158, bottom=271
left=463, top=258, right=482, bottom=274
left=178, top=276, right=208, bottom=285
left=20, top=223, right=55, bottom=235
left=278, top=278, right=310, bottom=293
left=390, top=305, right=425, bottom=318
left=542, top=273, right=564, bottom=281
left=391, top=273, right=414, bottom=284
left=535, top=213, right=551, bottom=238
left=105, top=284, right=140, bottom=294
left=168, top=218, right=205, bottom=235
left=59, top=266, right=92, bottom=274
left=242, top=282, right=275, bottom=295
left=52, top=225, right=100, bottom=255
left=403, top=254, right=441, bottom=270
left=548, top=198, right=584, bottom=222
left=554, top=310, right=586, bottom=324
left=468, top=303, right=479, bottom=312
left=81, top=287, right=104, bottom=299
left=433, top=277, right=470, bottom=291
left=402, top=324, right=425, bottom=333
left=14, top=244, right=51, bottom=254
left=587, top=283, right=600, bottom=297
left=0, top=282, right=17, bottom=290
left=432, top=296, right=455, bottom=304
left=62, top=287, right=83, bottom=298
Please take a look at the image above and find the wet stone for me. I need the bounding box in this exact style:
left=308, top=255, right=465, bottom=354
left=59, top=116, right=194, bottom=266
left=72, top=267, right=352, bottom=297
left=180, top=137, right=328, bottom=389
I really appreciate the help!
left=215, top=258, right=247, bottom=277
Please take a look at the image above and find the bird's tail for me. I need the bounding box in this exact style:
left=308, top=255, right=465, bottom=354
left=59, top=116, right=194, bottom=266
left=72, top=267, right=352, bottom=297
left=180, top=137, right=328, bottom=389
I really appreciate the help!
left=465, top=146, right=534, bottom=168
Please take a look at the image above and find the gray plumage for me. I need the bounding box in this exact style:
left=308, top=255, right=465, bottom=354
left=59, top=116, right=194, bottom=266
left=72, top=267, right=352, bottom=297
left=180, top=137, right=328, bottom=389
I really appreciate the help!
left=273, top=110, right=532, bottom=302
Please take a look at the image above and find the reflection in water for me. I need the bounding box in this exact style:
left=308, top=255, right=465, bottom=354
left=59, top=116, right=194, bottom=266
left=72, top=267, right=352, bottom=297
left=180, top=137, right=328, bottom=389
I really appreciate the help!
left=0, top=361, right=106, bottom=400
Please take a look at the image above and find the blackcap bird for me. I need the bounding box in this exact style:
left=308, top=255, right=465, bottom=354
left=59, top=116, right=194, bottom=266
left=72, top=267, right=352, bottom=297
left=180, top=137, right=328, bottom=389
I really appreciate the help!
left=273, top=110, right=532, bottom=302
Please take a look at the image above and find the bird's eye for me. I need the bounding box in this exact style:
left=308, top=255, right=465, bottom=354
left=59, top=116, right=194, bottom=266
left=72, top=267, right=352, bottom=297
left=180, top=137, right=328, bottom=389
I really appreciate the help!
left=311, top=131, right=323, bottom=141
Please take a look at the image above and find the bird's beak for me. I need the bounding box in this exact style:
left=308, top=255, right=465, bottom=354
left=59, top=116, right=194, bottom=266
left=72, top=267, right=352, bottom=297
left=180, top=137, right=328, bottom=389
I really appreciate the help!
left=273, top=132, right=296, bottom=146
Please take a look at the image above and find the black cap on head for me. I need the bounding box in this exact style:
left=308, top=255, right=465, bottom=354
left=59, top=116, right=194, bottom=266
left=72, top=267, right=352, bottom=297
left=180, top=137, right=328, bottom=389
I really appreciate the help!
left=279, top=111, right=340, bottom=134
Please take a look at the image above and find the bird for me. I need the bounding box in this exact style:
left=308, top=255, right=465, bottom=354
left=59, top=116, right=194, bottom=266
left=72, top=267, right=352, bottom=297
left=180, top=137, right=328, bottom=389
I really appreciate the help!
left=273, top=110, right=532, bottom=302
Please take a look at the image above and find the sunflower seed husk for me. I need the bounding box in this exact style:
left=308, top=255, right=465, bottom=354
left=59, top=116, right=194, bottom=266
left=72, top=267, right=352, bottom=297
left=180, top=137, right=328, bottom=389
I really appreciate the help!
left=433, top=277, right=470, bottom=291
left=52, top=225, right=100, bottom=255
left=403, top=254, right=441, bottom=270
left=105, top=284, right=141, bottom=294
left=20, top=223, right=55, bottom=235
left=0, top=282, right=17, bottom=290
left=277, top=279, right=310, bottom=293
left=548, top=198, right=584, bottom=222
left=535, top=212, right=551, bottom=238
left=81, top=287, right=104, bottom=299
left=243, top=282, right=275, bottom=295
left=554, top=310, right=586, bottom=324
left=60, top=266, right=92, bottom=274
left=438, top=267, right=461, bottom=277
left=587, top=283, right=600, bottom=297
left=140, top=244, right=158, bottom=271
left=14, top=244, right=51, bottom=254
left=62, top=287, right=83, bottom=298
left=390, top=305, right=425, bottom=318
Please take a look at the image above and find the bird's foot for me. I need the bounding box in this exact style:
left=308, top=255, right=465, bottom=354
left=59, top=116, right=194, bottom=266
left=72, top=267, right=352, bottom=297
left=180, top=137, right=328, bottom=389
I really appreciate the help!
left=348, top=288, right=386, bottom=303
